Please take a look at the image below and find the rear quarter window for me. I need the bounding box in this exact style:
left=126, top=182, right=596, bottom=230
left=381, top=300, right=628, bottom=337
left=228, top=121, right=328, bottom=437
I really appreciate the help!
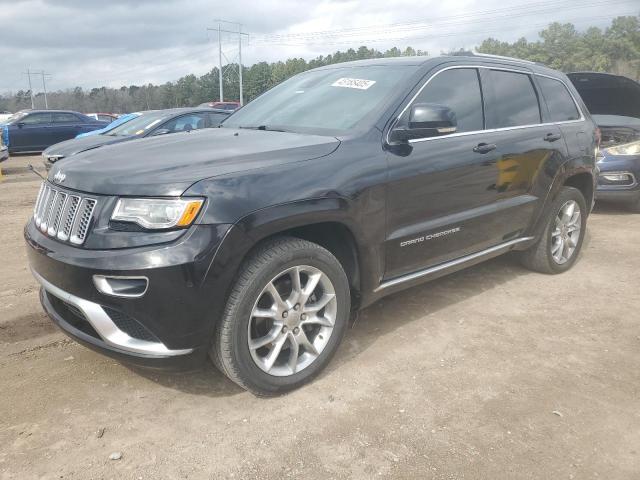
left=485, top=70, right=541, bottom=128
left=537, top=76, right=581, bottom=122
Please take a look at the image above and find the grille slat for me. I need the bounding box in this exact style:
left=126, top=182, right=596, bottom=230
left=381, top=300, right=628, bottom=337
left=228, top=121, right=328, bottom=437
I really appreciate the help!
left=32, top=182, right=97, bottom=245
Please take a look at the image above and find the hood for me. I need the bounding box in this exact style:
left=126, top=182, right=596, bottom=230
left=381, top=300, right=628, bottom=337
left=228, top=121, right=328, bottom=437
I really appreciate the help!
left=43, top=134, right=134, bottom=159
left=49, top=127, right=340, bottom=196
left=591, top=115, right=640, bottom=148
left=568, top=72, right=640, bottom=119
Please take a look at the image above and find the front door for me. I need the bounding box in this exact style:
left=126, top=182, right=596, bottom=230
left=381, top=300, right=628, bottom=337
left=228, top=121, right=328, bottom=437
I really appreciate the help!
left=9, top=112, right=52, bottom=151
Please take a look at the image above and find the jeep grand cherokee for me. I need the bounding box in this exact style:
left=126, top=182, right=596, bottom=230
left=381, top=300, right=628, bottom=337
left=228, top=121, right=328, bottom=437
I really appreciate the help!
left=25, top=54, right=598, bottom=395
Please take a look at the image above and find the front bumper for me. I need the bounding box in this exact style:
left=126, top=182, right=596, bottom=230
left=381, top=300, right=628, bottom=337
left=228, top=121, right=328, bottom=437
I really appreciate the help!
left=595, top=154, right=640, bottom=204
left=25, top=219, right=233, bottom=368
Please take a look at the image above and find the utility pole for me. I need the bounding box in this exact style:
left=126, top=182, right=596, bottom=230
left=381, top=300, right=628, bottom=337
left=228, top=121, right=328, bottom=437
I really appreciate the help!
left=207, top=20, right=248, bottom=105
left=25, top=69, right=35, bottom=109
left=37, top=71, right=51, bottom=109
left=238, top=23, right=243, bottom=106
left=218, top=23, right=223, bottom=102
left=23, top=69, right=52, bottom=109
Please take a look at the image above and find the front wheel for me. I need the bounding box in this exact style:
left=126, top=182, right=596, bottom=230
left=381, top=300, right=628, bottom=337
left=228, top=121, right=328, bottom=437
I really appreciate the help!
left=519, top=186, right=587, bottom=274
left=211, top=237, right=351, bottom=395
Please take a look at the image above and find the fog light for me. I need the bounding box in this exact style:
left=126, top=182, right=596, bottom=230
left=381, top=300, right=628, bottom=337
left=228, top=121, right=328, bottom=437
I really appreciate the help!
left=600, top=172, right=634, bottom=185
left=93, top=275, right=148, bottom=298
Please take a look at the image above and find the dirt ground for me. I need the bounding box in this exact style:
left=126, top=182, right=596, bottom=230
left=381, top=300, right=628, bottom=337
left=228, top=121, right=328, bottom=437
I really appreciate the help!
left=1, top=154, right=639, bottom=480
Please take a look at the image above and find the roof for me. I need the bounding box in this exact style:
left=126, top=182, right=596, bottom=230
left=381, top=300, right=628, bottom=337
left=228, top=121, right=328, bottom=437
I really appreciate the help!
left=26, top=109, right=86, bottom=114
left=309, top=53, right=559, bottom=76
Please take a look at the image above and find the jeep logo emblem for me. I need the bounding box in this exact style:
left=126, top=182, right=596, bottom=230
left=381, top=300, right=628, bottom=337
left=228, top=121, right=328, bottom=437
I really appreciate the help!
left=53, top=171, right=66, bottom=184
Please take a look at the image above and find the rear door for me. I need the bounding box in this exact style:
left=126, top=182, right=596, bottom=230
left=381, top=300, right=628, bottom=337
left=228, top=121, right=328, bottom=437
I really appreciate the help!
left=535, top=74, right=589, bottom=170
left=51, top=112, right=85, bottom=145
left=9, top=112, right=52, bottom=151
left=478, top=68, right=568, bottom=220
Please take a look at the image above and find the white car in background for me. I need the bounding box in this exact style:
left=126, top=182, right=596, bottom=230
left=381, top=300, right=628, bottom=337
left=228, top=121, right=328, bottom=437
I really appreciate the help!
left=0, top=111, right=13, bottom=123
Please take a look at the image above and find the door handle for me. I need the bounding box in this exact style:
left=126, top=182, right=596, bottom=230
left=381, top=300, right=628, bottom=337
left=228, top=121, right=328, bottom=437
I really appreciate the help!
left=473, top=143, right=497, bottom=154
left=544, top=133, right=562, bottom=142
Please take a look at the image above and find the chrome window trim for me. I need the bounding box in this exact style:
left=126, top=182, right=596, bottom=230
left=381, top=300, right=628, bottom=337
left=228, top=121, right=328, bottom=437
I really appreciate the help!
left=386, top=64, right=585, bottom=146
left=375, top=237, right=534, bottom=292
left=93, top=275, right=149, bottom=298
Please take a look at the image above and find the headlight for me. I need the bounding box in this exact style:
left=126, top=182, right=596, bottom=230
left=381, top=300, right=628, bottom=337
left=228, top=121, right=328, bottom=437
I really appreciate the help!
left=604, top=140, right=640, bottom=156
left=112, top=198, right=204, bottom=229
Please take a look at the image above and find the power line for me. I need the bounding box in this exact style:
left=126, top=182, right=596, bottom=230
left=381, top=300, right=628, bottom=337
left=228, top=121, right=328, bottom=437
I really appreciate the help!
left=207, top=19, right=248, bottom=104
left=23, top=69, right=52, bottom=109
left=249, top=0, right=636, bottom=45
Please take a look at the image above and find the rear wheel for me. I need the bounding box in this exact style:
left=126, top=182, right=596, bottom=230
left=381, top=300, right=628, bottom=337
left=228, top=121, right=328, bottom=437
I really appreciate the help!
left=211, top=237, right=350, bottom=395
left=520, top=186, right=587, bottom=274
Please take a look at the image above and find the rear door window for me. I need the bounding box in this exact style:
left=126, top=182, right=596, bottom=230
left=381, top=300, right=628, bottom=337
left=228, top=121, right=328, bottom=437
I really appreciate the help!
left=401, top=68, right=484, bottom=134
left=53, top=113, right=81, bottom=123
left=537, top=76, right=581, bottom=122
left=485, top=70, right=541, bottom=128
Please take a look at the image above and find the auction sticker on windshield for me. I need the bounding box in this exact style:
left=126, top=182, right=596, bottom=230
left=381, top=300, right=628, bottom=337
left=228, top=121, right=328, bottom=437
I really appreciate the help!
left=331, top=78, right=376, bottom=90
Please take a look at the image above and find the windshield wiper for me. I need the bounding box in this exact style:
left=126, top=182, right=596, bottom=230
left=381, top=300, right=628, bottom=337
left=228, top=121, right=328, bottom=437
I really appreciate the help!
left=238, top=125, right=288, bottom=132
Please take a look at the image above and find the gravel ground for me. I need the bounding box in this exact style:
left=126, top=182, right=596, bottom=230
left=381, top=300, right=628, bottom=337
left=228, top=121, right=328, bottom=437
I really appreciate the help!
left=1, top=155, right=639, bottom=480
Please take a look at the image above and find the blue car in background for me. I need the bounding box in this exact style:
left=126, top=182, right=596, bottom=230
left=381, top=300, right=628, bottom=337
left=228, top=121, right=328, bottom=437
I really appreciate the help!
left=2, top=110, right=107, bottom=154
left=42, top=107, right=231, bottom=170
left=76, top=112, right=141, bottom=138
left=569, top=72, right=640, bottom=212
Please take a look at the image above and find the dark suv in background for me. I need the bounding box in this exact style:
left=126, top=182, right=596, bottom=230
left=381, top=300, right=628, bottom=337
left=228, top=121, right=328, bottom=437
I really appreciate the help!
left=25, top=54, right=597, bottom=395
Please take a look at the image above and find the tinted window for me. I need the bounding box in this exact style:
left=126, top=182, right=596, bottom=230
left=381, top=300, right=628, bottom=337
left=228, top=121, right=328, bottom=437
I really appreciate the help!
left=20, top=113, right=52, bottom=124
left=53, top=113, right=80, bottom=123
left=486, top=70, right=540, bottom=128
left=537, top=76, right=580, bottom=122
left=160, top=113, right=207, bottom=133
left=402, top=68, right=484, bottom=133
left=208, top=112, right=228, bottom=126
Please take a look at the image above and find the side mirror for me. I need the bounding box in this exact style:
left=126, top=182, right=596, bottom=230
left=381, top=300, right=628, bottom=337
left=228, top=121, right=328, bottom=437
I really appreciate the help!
left=152, top=128, right=171, bottom=136
left=390, top=103, right=457, bottom=142
left=16, top=122, right=25, bottom=128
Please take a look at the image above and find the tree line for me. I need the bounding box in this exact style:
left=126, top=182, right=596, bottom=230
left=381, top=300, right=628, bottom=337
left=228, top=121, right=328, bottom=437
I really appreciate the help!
left=1, top=15, right=638, bottom=114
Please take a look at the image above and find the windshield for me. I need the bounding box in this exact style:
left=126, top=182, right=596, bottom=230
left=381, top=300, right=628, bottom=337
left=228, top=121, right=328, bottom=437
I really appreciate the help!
left=106, top=111, right=167, bottom=136
left=223, top=65, right=417, bottom=135
left=99, top=113, right=140, bottom=134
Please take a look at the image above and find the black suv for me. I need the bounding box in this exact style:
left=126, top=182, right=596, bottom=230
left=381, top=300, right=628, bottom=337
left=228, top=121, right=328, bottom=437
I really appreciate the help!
left=25, top=54, right=598, bottom=395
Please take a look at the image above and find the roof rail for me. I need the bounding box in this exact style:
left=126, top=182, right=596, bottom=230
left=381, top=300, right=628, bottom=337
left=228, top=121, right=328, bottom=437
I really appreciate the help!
left=448, top=51, right=538, bottom=65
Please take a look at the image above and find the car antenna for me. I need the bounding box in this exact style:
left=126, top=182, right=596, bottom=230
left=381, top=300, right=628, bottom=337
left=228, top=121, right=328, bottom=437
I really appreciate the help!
left=27, top=164, right=46, bottom=180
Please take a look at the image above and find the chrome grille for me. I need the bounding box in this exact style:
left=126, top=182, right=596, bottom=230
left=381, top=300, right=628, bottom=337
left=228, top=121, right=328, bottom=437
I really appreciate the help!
left=32, top=182, right=97, bottom=245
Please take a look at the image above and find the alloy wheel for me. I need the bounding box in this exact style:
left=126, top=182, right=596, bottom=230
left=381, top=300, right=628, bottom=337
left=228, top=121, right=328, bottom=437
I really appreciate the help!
left=551, top=200, right=582, bottom=264
left=247, top=265, right=337, bottom=376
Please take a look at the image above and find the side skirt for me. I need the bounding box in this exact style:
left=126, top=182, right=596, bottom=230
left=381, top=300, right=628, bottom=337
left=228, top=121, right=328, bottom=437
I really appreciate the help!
left=374, top=237, right=535, bottom=293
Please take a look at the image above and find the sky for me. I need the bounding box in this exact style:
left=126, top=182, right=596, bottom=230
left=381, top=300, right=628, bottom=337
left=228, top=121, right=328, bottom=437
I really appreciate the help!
left=0, top=0, right=637, bottom=94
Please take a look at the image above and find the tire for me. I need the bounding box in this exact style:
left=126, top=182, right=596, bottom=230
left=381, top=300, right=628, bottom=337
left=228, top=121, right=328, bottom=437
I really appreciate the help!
left=519, top=186, right=587, bottom=274
left=210, top=236, right=351, bottom=396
